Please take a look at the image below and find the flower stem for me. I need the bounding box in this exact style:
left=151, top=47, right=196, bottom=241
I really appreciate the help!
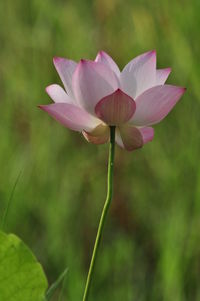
left=82, top=126, right=116, bottom=301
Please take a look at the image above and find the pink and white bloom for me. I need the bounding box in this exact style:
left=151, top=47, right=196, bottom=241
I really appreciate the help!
left=39, top=50, right=186, bottom=151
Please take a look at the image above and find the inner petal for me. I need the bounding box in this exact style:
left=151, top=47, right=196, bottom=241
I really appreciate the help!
left=120, top=50, right=156, bottom=99
left=95, top=89, right=136, bottom=126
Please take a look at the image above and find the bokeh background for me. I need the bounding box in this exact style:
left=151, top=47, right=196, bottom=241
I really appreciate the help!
left=0, top=0, right=200, bottom=300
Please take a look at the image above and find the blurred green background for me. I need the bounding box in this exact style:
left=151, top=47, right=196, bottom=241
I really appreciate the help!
left=0, top=0, right=199, bottom=300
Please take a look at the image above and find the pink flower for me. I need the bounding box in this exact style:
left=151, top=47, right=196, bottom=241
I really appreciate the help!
left=39, top=50, right=186, bottom=151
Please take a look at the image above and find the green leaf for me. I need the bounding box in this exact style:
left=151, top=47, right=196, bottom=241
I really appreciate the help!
left=0, top=231, right=48, bottom=301
left=46, top=267, right=68, bottom=300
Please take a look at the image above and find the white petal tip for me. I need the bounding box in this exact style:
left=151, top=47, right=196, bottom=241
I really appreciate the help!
left=45, top=85, right=53, bottom=94
left=45, top=84, right=59, bottom=96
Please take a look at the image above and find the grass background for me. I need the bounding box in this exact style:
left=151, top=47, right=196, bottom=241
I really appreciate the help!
left=0, top=0, right=200, bottom=300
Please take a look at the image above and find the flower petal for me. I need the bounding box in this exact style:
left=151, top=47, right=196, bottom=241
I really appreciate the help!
left=53, top=57, right=77, bottom=98
left=83, top=124, right=109, bottom=144
left=115, top=129, right=124, bottom=148
left=39, top=103, right=100, bottom=132
left=119, top=125, right=154, bottom=151
left=139, top=127, right=154, bottom=144
left=95, top=51, right=120, bottom=77
left=95, top=89, right=136, bottom=125
left=72, top=60, right=119, bottom=114
left=46, top=84, right=74, bottom=104
left=130, top=85, right=186, bottom=126
left=120, top=50, right=156, bottom=98
left=156, top=68, right=171, bottom=85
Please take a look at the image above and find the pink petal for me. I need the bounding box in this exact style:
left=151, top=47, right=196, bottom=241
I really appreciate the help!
left=83, top=124, right=109, bottom=144
left=139, top=127, right=154, bottom=144
left=46, top=84, right=74, bottom=104
left=95, top=51, right=120, bottom=77
left=119, top=125, right=154, bottom=151
left=53, top=57, right=77, bottom=98
left=120, top=50, right=156, bottom=98
left=156, top=68, right=171, bottom=85
left=39, top=103, right=100, bottom=132
left=130, top=85, right=186, bottom=126
left=95, top=89, right=136, bottom=125
left=72, top=60, right=119, bottom=114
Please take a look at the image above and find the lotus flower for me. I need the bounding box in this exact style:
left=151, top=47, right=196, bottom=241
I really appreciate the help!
left=39, top=50, right=186, bottom=151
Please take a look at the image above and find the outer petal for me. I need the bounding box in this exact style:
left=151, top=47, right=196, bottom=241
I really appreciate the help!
left=46, top=84, right=74, bottom=104
left=130, top=85, right=186, bottom=126
left=72, top=60, right=119, bottom=114
left=39, top=103, right=100, bottom=132
left=95, top=89, right=136, bottom=125
left=119, top=125, right=154, bottom=151
left=139, top=127, right=154, bottom=144
left=95, top=51, right=120, bottom=77
left=156, top=68, right=171, bottom=85
left=53, top=57, right=77, bottom=98
left=120, top=50, right=156, bottom=99
left=83, top=124, right=109, bottom=144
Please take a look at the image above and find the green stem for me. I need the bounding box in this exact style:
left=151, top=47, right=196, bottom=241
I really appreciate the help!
left=82, top=126, right=116, bottom=301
